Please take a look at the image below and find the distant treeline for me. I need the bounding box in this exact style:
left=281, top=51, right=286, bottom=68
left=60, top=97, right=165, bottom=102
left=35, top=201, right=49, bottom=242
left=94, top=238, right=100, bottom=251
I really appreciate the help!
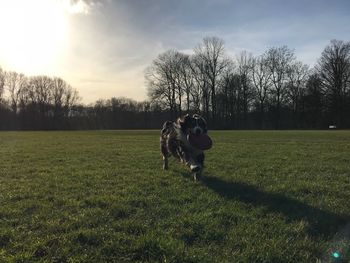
left=1, top=38, right=350, bottom=130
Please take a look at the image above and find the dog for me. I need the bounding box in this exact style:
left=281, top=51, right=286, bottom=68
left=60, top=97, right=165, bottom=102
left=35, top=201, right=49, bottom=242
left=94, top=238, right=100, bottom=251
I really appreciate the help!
left=160, top=114, right=209, bottom=180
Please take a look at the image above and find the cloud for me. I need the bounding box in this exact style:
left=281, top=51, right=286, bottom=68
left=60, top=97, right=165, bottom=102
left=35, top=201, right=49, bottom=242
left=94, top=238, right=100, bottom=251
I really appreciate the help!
left=62, top=0, right=105, bottom=14
left=63, top=0, right=350, bottom=102
left=4, top=0, right=347, bottom=102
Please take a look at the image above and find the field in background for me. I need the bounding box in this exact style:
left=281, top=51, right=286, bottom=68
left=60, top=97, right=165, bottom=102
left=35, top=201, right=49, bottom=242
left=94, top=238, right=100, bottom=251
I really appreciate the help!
left=0, top=130, right=349, bottom=262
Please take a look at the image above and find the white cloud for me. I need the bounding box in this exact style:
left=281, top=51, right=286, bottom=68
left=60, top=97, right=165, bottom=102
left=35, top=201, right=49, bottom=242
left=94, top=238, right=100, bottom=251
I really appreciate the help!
left=61, top=0, right=105, bottom=14
left=63, top=0, right=89, bottom=14
left=2, top=0, right=349, bottom=103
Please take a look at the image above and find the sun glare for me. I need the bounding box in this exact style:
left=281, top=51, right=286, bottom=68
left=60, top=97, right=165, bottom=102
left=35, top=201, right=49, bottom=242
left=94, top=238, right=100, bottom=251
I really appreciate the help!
left=0, top=0, right=71, bottom=75
left=62, top=0, right=90, bottom=14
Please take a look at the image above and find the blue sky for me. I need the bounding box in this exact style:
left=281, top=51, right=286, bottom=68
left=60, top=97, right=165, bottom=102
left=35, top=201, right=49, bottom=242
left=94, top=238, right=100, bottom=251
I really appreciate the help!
left=0, top=0, right=349, bottom=102
left=103, top=0, right=350, bottom=64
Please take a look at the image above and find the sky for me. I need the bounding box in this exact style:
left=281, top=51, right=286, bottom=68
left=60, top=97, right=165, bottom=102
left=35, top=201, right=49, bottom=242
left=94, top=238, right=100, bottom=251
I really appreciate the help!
left=0, top=0, right=349, bottom=103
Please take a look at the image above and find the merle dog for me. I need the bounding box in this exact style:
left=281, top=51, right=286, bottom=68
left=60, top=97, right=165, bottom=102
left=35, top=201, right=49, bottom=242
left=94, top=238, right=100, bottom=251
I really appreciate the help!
left=160, top=114, right=208, bottom=180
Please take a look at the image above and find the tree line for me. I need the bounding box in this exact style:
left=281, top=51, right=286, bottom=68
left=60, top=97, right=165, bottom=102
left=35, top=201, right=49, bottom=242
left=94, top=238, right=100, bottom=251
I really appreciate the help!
left=0, top=38, right=349, bottom=130
left=0, top=72, right=80, bottom=129
left=0, top=70, right=165, bottom=130
left=146, top=38, right=350, bottom=129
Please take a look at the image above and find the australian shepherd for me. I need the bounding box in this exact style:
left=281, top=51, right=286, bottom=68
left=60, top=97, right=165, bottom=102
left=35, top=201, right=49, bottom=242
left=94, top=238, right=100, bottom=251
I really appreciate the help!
left=160, top=114, right=211, bottom=180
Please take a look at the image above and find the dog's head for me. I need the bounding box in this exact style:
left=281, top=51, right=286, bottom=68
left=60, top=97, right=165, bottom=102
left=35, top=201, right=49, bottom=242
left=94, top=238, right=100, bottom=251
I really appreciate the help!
left=178, top=114, right=207, bottom=135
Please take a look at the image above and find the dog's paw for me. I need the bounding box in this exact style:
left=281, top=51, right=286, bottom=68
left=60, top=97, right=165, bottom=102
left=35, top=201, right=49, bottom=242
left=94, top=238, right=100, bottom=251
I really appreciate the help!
left=193, top=172, right=201, bottom=181
left=190, top=164, right=201, bottom=173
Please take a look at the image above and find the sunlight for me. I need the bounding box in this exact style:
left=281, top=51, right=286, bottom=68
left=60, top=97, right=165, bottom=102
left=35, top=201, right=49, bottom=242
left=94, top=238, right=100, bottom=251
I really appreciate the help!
left=0, top=0, right=71, bottom=75
left=62, top=0, right=90, bottom=14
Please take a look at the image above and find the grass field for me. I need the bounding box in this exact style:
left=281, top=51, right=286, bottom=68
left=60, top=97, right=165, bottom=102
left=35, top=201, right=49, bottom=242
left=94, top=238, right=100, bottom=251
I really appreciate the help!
left=0, top=130, right=350, bottom=262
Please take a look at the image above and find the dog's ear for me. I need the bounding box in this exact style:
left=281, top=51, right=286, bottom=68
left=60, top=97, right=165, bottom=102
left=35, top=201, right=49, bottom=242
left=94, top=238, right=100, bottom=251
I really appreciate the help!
left=177, top=114, right=190, bottom=131
left=183, top=114, right=190, bottom=122
left=177, top=114, right=189, bottom=124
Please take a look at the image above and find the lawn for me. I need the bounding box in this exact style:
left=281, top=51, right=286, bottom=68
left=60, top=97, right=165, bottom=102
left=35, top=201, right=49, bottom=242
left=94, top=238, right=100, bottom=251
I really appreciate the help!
left=0, top=130, right=349, bottom=262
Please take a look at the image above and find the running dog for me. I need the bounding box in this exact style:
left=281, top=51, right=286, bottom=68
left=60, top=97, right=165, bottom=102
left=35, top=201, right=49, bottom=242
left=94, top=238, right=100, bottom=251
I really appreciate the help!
left=160, top=114, right=212, bottom=180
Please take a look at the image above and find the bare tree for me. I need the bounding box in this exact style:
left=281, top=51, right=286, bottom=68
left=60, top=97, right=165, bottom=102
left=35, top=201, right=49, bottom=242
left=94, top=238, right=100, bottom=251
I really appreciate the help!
left=52, top=77, right=80, bottom=118
left=236, top=51, right=254, bottom=127
left=18, top=80, right=30, bottom=109
left=316, top=40, right=350, bottom=127
left=5, top=71, right=27, bottom=113
left=52, top=77, right=66, bottom=110
left=218, top=61, right=237, bottom=125
left=64, top=85, right=80, bottom=111
left=29, top=76, right=54, bottom=117
left=304, top=73, right=324, bottom=128
left=194, top=37, right=229, bottom=120
left=0, top=67, right=5, bottom=104
left=145, top=53, right=174, bottom=115
left=251, top=55, right=272, bottom=128
left=172, top=52, right=185, bottom=115
left=178, top=54, right=194, bottom=113
left=286, top=61, right=309, bottom=127
left=145, top=50, right=185, bottom=118
left=265, top=46, right=295, bottom=128
left=189, top=54, right=210, bottom=117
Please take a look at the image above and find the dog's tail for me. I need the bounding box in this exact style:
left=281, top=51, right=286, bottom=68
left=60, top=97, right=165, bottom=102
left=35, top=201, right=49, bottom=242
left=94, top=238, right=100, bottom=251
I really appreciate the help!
left=161, top=121, right=173, bottom=135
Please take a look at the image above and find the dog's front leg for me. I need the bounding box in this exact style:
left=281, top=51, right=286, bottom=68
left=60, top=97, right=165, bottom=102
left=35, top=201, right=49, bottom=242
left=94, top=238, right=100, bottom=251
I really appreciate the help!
left=193, top=170, right=201, bottom=181
left=178, top=147, right=200, bottom=173
left=160, top=141, right=169, bottom=170
left=193, top=153, right=205, bottom=181
left=163, top=155, right=168, bottom=170
left=193, top=166, right=203, bottom=181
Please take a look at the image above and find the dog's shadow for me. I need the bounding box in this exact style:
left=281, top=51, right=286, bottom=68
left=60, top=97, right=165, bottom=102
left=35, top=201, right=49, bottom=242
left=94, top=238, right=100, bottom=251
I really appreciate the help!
left=181, top=172, right=349, bottom=238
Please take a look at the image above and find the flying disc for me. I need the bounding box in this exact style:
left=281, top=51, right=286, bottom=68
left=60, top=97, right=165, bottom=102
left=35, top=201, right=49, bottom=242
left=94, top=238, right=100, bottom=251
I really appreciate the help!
left=188, top=133, right=213, bottom=150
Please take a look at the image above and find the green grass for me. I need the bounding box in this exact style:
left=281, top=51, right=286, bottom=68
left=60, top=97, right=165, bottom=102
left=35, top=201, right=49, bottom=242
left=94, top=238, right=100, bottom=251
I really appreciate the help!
left=0, top=130, right=350, bottom=262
